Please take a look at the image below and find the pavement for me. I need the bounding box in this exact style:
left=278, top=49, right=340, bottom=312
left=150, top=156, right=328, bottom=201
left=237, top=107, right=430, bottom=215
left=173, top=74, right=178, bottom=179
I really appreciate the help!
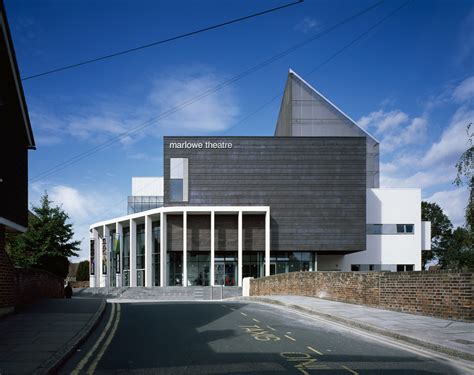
left=238, top=295, right=474, bottom=362
left=0, top=296, right=105, bottom=375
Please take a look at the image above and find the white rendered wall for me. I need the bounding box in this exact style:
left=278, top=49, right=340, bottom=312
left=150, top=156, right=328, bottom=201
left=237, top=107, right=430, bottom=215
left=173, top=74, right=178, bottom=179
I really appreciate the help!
left=421, top=221, right=431, bottom=251
left=340, top=188, right=422, bottom=271
left=132, top=177, right=163, bottom=196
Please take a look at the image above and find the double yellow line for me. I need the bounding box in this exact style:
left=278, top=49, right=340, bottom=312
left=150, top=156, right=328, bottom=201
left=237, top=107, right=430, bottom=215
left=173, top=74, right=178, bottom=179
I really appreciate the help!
left=72, top=303, right=121, bottom=375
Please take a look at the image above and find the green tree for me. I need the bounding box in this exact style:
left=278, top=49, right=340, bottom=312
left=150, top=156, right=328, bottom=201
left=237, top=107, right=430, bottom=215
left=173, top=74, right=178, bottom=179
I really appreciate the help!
left=421, top=201, right=453, bottom=269
left=7, top=193, right=80, bottom=278
left=454, top=123, right=473, bottom=229
left=76, top=260, right=90, bottom=281
left=441, top=227, right=474, bottom=269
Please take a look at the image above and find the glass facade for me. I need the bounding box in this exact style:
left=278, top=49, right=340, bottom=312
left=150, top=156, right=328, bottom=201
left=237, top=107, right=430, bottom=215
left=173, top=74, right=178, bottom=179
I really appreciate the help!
left=270, top=252, right=315, bottom=275
left=127, top=196, right=164, bottom=215
left=122, top=227, right=130, bottom=287
left=109, top=230, right=116, bottom=287
left=187, top=252, right=210, bottom=286
left=242, top=251, right=264, bottom=279
left=136, top=224, right=145, bottom=287
left=214, top=252, right=238, bottom=286
left=152, top=222, right=160, bottom=286
left=168, top=252, right=183, bottom=286
left=170, top=179, right=183, bottom=202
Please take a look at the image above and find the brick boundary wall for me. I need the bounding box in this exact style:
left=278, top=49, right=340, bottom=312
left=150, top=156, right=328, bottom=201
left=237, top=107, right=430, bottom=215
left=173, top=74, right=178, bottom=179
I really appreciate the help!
left=15, top=268, right=64, bottom=305
left=0, top=226, right=16, bottom=309
left=250, top=271, right=474, bottom=322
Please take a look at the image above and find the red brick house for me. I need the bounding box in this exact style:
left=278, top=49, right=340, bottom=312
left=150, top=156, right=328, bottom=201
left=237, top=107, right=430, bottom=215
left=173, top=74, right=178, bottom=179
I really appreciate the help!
left=0, top=0, right=36, bottom=315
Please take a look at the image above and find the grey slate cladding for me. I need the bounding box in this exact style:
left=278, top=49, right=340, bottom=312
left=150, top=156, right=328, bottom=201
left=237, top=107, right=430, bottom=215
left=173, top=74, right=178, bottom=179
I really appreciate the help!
left=164, top=137, right=366, bottom=253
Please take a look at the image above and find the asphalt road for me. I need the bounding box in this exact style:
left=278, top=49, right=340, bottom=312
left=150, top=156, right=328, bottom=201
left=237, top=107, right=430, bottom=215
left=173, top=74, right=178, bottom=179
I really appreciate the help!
left=60, top=301, right=470, bottom=374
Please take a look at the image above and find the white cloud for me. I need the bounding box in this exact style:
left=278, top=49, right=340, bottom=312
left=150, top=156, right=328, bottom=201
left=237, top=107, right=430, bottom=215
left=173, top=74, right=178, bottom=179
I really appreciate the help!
left=421, top=106, right=473, bottom=167
left=29, top=67, right=240, bottom=148
left=358, top=109, right=409, bottom=134
left=148, top=71, right=239, bottom=133
left=381, top=117, right=427, bottom=153
left=295, top=17, right=318, bottom=33
left=426, top=188, right=470, bottom=228
left=452, top=76, right=474, bottom=102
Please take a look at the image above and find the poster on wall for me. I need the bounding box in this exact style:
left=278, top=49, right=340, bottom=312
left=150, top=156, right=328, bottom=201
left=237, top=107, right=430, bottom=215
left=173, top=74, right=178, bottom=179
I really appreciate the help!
left=90, top=239, right=95, bottom=275
left=102, top=237, right=107, bottom=275
left=114, top=233, right=121, bottom=274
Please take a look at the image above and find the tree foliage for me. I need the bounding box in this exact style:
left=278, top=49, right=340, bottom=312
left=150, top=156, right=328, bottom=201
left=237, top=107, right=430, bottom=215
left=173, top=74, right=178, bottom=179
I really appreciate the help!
left=7, top=193, right=80, bottom=278
left=76, top=260, right=90, bottom=281
left=454, top=123, right=473, bottom=230
left=421, top=201, right=453, bottom=269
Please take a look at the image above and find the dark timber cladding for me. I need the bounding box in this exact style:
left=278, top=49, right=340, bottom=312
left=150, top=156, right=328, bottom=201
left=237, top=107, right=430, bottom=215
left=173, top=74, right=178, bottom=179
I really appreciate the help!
left=164, top=137, right=366, bottom=253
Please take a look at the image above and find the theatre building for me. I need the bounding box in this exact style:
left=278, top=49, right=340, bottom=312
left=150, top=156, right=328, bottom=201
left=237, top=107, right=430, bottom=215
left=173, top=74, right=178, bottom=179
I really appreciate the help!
left=89, top=70, right=431, bottom=288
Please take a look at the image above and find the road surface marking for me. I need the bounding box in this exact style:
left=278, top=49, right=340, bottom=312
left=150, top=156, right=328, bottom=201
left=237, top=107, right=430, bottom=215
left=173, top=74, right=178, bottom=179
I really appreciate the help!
left=267, top=325, right=276, bottom=331
left=71, top=303, right=116, bottom=375
left=240, top=312, right=247, bottom=316
left=284, top=334, right=296, bottom=341
left=307, top=346, right=323, bottom=355
left=280, top=352, right=326, bottom=374
left=230, top=307, right=236, bottom=311
left=253, top=318, right=260, bottom=323
left=87, top=304, right=122, bottom=374
left=341, top=365, right=359, bottom=374
left=240, top=325, right=281, bottom=342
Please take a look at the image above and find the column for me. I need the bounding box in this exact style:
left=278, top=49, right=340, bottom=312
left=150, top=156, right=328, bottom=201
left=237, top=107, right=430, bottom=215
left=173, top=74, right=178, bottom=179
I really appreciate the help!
left=90, top=228, right=99, bottom=288
left=101, top=225, right=110, bottom=287
left=145, top=215, right=153, bottom=287
left=160, top=212, right=167, bottom=287
left=130, top=219, right=137, bottom=287
left=265, top=210, right=270, bottom=276
left=210, top=211, right=215, bottom=286
left=314, top=252, right=318, bottom=272
left=115, top=222, right=123, bottom=287
left=238, top=211, right=243, bottom=287
left=183, top=211, right=187, bottom=287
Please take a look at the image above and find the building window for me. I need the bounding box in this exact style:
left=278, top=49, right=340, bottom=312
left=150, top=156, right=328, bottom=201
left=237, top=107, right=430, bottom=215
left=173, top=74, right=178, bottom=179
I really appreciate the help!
left=90, top=239, right=95, bottom=275
left=122, top=227, right=130, bottom=287
left=152, top=222, right=160, bottom=286
left=367, top=224, right=415, bottom=235
left=170, top=179, right=183, bottom=202
left=351, top=264, right=360, bottom=271
left=397, top=264, right=414, bottom=272
left=136, top=224, right=145, bottom=286
left=242, top=252, right=264, bottom=279
left=170, top=158, right=188, bottom=202
left=269, top=252, right=314, bottom=275
left=397, top=224, right=414, bottom=234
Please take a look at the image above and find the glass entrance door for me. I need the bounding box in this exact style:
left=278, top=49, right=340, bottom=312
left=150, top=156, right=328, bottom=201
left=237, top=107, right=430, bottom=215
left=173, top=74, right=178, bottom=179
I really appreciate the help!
left=214, top=252, right=238, bottom=286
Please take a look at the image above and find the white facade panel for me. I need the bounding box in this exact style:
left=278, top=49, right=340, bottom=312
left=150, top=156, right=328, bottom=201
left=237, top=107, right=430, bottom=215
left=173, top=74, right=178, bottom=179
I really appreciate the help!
left=421, top=221, right=431, bottom=250
left=132, top=177, right=163, bottom=196
left=340, top=188, right=422, bottom=271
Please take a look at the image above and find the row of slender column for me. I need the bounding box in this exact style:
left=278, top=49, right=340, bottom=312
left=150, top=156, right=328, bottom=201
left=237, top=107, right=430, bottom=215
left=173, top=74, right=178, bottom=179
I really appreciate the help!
left=92, top=209, right=270, bottom=288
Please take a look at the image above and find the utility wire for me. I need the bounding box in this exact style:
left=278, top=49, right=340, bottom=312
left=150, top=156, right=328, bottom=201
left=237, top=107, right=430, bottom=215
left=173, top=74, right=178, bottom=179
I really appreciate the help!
left=21, top=0, right=303, bottom=81
left=29, top=0, right=384, bottom=184
left=75, top=0, right=411, bottom=227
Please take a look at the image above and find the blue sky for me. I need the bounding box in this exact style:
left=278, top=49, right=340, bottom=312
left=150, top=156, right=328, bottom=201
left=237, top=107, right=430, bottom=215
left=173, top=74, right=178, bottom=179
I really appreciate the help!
left=6, top=0, right=474, bottom=259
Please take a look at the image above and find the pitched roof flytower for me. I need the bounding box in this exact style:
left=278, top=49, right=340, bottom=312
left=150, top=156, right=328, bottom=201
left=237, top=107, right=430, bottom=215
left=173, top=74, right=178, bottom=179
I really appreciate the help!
left=275, top=69, right=379, bottom=188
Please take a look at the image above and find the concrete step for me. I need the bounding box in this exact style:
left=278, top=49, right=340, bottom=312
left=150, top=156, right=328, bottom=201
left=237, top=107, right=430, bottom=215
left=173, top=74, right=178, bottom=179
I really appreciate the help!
left=76, top=286, right=242, bottom=300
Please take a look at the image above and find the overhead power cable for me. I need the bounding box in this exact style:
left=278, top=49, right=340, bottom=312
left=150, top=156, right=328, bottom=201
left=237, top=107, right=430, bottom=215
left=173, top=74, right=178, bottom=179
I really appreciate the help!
left=29, top=0, right=384, bottom=184
left=74, top=0, right=411, bottom=227
left=21, top=0, right=303, bottom=81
